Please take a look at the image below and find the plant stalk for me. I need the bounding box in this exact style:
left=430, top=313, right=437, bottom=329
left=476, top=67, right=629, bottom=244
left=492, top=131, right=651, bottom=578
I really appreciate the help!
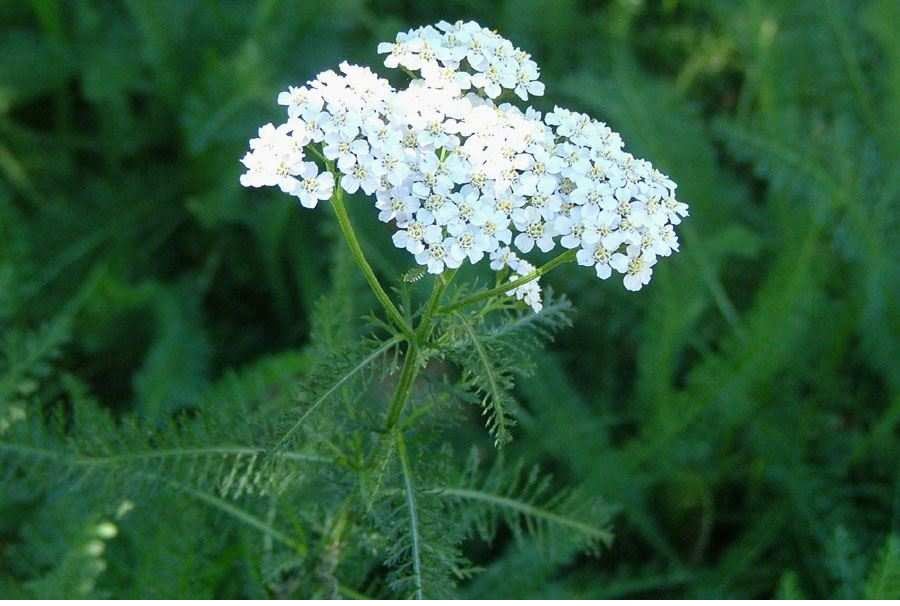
left=329, top=185, right=414, bottom=339
left=384, top=341, right=420, bottom=430
left=415, top=269, right=456, bottom=341
left=384, top=273, right=453, bottom=430
left=440, top=249, right=577, bottom=313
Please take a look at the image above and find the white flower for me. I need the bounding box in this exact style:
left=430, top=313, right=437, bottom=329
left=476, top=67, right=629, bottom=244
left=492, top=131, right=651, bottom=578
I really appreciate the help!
left=524, top=181, right=562, bottom=222
left=370, top=146, right=410, bottom=186
left=610, top=245, right=657, bottom=291
left=520, top=146, right=564, bottom=192
left=663, top=195, right=690, bottom=225
left=489, top=246, right=520, bottom=271
left=296, top=108, right=329, bottom=142
left=294, top=163, right=335, bottom=209
left=576, top=241, right=616, bottom=279
left=240, top=123, right=304, bottom=192
left=422, top=62, right=472, bottom=94
left=421, top=190, right=458, bottom=225
left=411, top=154, right=454, bottom=197
left=512, top=207, right=554, bottom=253
left=239, top=151, right=273, bottom=188
left=651, top=223, right=680, bottom=257
left=471, top=63, right=514, bottom=99
left=507, top=260, right=543, bottom=312
left=277, top=85, right=324, bottom=119
left=580, top=205, right=622, bottom=249
left=377, top=33, right=423, bottom=69
left=513, top=62, right=544, bottom=100
left=555, top=206, right=589, bottom=249
left=415, top=238, right=463, bottom=274
left=324, top=133, right=369, bottom=173
left=378, top=21, right=543, bottom=102
left=364, top=117, right=402, bottom=148
left=392, top=216, right=442, bottom=255
left=486, top=191, right=526, bottom=218
left=472, top=205, right=512, bottom=249
left=571, top=177, right=613, bottom=209
left=448, top=224, right=489, bottom=264
left=341, top=157, right=383, bottom=195
left=375, top=188, right=419, bottom=224
left=414, top=109, right=453, bottom=148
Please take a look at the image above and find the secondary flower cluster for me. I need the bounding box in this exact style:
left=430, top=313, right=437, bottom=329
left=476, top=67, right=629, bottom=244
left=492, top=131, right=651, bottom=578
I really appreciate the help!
left=377, top=21, right=544, bottom=101
left=240, top=21, right=688, bottom=310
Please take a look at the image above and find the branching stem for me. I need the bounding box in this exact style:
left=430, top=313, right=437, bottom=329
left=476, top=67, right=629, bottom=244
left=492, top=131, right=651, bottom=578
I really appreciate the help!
left=440, top=249, right=577, bottom=313
left=325, top=170, right=563, bottom=435
left=323, top=167, right=452, bottom=432
left=385, top=274, right=453, bottom=430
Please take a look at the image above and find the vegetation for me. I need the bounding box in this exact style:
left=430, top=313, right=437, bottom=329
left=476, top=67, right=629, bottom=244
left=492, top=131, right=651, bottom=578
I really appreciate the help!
left=1, top=0, right=897, bottom=598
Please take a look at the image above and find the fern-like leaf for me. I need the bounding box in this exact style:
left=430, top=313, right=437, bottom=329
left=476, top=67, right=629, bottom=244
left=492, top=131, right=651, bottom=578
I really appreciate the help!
left=452, top=313, right=518, bottom=447
left=272, top=335, right=402, bottom=452
left=441, top=291, right=573, bottom=447
left=378, top=440, right=470, bottom=599
left=396, top=435, right=424, bottom=599
left=1, top=352, right=325, bottom=511
left=434, top=448, right=613, bottom=557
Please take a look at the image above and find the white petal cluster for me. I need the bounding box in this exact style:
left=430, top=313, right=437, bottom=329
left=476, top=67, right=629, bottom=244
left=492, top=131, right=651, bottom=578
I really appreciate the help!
left=489, top=247, right=543, bottom=311
left=240, top=21, right=689, bottom=309
left=377, top=20, right=544, bottom=101
left=543, top=105, right=689, bottom=291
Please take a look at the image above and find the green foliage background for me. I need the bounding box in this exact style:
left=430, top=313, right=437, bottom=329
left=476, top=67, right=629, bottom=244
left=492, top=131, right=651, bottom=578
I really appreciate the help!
left=1, top=0, right=898, bottom=599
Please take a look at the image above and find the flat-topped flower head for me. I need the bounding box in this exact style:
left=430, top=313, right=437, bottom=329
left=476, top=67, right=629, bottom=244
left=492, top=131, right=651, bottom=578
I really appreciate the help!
left=240, top=21, right=688, bottom=297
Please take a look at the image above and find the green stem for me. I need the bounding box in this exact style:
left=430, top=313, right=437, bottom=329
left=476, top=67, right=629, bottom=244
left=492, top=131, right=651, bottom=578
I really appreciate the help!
left=385, top=272, right=456, bottom=430
left=307, top=144, right=327, bottom=163
left=415, top=269, right=456, bottom=341
left=329, top=185, right=414, bottom=339
left=324, top=168, right=457, bottom=432
left=440, top=249, right=577, bottom=314
left=385, top=342, right=420, bottom=430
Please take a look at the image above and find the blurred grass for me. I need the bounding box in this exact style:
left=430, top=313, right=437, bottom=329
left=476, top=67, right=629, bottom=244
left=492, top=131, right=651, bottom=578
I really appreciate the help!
left=1, top=0, right=898, bottom=598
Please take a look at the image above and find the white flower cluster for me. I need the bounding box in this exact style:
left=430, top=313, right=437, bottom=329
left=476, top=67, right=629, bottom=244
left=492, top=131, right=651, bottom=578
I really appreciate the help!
left=489, top=247, right=543, bottom=311
left=240, top=21, right=689, bottom=310
left=377, top=21, right=544, bottom=101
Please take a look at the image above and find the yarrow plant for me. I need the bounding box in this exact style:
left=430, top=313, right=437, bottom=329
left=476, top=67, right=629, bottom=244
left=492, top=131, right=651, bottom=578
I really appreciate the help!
left=239, top=22, right=685, bottom=596
left=7, top=4, right=899, bottom=599
left=0, top=20, right=693, bottom=602
left=241, top=21, right=688, bottom=316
